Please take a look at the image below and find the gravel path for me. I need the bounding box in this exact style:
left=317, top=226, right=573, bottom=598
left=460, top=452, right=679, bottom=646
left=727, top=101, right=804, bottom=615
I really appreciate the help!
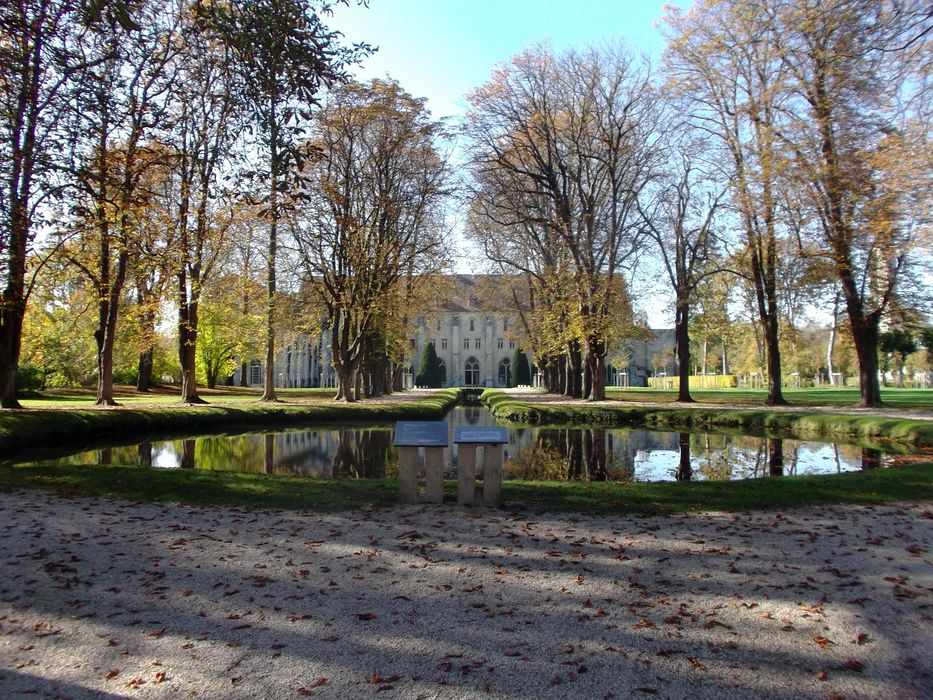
left=0, top=491, right=931, bottom=699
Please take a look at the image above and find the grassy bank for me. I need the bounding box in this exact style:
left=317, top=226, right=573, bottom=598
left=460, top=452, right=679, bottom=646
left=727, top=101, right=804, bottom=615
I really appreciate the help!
left=607, top=386, right=933, bottom=410
left=1, top=461, right=929, bottom=514
left=483, top=390, right=933, bottom=449
left=0, top=389, right=460, bottom=455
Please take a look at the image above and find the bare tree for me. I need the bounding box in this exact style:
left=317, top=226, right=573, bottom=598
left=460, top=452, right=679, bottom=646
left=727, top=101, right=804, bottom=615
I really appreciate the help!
left=465, top=43, right=659, bottom=400
left=664, top=0, right=790, bottom=405
left=639, top=142, right=723, bottom=402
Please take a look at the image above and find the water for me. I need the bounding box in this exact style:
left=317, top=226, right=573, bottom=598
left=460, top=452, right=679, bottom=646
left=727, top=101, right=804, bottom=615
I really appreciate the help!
left=10, top=405, right=889, bottom=482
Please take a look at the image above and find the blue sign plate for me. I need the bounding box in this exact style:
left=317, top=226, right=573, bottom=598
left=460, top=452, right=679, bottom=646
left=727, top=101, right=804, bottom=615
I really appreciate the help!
left=394, top=421, right=449, bottom=447
left=454, top=426, right=509, bottom=444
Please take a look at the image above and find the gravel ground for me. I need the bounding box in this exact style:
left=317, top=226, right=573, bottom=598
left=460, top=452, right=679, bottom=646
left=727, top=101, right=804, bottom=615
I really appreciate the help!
left=0, top=491, right=931, bottom=699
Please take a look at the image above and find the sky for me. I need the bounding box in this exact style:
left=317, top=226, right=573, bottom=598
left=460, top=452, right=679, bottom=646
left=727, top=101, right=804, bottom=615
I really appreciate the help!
left=330, top=0, right=676, bottom=122
left=328, top=0, right=685, bottom=325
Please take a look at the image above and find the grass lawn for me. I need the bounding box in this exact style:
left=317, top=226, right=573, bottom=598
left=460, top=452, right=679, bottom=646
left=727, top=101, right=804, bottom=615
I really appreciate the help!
left=1, top=461, right=930, bottom=515
left=19, top=384, right=338, bottom=408
left=606, top=386, right=933, bottom=410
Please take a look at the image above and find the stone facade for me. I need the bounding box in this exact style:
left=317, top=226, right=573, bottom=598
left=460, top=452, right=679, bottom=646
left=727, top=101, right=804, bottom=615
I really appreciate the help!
left=232, top=274, right=675, bottom=389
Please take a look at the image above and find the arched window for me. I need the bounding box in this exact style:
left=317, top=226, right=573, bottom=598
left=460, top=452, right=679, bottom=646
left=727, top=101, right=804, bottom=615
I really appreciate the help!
left=497, top=358, right=511, bottom=386
left=249, top=360, right=262, bottom=385
left=438, top=360, right=447, bottom=386
left=465, top=357, right=480, bottom=386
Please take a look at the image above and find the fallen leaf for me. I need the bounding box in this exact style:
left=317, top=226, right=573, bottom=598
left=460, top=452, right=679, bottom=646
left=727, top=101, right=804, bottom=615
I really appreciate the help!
left=357, top=612, right=377, bottom=621
left=153, top=671, right=166, bottom=684
left=812, top=635, right=834, bottom=648
left=106, top=669, right=120, bottom=679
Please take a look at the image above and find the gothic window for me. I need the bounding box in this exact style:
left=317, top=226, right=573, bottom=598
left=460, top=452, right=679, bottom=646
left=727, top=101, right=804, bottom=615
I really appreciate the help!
left=438, top=360, right=447, bottom=385
left=463, top=338, right=469, bottom=349
left=249, top=360, right=262, bottom=385
left=497, top=338, right=503, bottom=349
left=436, top=319, right=441, bottom=331
left=469, top=318, right=475, bottom=331
left=474, top=338, right=481, bottom=349
left=503, top=318, right=509, bottom=332
left=465, top=357, right=480, bottom=386
left=441, top=338, right=448, bottom=350
left=498, top=358, right=511, bottom=386
left=509, top=340, right=516, bottom=349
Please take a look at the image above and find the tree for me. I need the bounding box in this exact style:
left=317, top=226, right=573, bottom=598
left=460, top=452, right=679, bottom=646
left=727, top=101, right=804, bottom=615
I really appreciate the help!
left=769, top=0, right=931, bottom=406
left=64, top=0, right=180, bottom=405
left=639, top=143, right=723, bottom=402
left=203, top=0, right=367, bottom=402
left=879, top=329, right=918, bottom=388
left=0, top=1, right=129, bottom=407
left=664, top=0, right=790, bottom=405
left=416, top=341, right=443, bottom=388
left=510, top=347, right=531, bottom=387
left=294, top=78, right=450, bottom=401
left=168, top=10, right=244, bottom=403
left=465, top=43, right=659, bottom=401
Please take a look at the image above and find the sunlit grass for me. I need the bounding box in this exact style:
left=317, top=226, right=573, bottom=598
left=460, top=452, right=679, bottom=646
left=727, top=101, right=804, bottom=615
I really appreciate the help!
left=20, top=385, right=338, bottom=408
left=1, top=461, right=929, bottom=515
left=606, top=386, right=933, bottom=410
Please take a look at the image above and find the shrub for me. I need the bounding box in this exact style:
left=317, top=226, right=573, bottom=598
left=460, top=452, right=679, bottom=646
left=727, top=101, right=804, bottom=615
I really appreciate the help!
left=15, top=364, right=44, bottom=396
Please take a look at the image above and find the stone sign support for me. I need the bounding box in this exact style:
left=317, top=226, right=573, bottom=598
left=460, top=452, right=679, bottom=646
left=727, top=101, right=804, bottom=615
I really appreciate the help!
left=394, top=421, right=449, bottom=505
left=454, top=426, right=508, bottom=507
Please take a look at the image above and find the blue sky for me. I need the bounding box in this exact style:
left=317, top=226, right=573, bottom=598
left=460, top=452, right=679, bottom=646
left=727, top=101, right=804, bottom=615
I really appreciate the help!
left=331, top=0, right=677, bottom=121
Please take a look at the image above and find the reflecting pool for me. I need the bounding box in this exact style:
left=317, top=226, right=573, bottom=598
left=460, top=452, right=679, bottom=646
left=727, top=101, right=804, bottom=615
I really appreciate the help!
left=10, top=406, right=892, bottom=482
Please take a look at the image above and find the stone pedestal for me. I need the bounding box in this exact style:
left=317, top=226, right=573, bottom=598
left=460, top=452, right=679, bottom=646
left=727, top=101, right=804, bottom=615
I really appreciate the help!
left=454, top=426, right=508, bottom=508
left=394, top=421, right=449, bottom=505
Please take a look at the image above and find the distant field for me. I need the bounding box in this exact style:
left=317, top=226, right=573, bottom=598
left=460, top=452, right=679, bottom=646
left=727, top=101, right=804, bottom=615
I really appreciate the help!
left=606, top=386, right=933, bottom=410
left=20, top=385, right=338, bottom=408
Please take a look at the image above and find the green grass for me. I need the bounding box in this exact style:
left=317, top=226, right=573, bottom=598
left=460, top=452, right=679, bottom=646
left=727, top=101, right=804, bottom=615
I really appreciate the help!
left=607, top=386, right=933, bottom=410
left=484, top=390, right=933, bottom=449
left=1, top=461, right=929, bottom=514
left=0, top=388, right=460, bottom=453
left=19, top=385, right=339, bottom=408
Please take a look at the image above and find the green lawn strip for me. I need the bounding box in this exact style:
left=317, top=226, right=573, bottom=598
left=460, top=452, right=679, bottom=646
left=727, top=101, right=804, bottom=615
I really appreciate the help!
left=606, top=386, right=933, bottom=410
left=483, top=390, right=933, bottom=449
left=1, top=461, right=929, bottom=515
left=20, top=386, right=339, bottom=408
left=0, top=389, right=460, bottom=454
left=499, top=463, right=933, bottom=515
left=0, top=464, right=399, bottom=511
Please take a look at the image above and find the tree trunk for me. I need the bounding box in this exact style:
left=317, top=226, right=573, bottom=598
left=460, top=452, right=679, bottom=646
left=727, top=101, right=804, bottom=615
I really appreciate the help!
left=178, top=294, right=204, bottom=403
left=585, top=336, right=606, bottom=401
left=675, top=302, right=693, bottom=403
left=240, top=360, right=248, bottom=387
left=565, top=341, right=582, bottom=398
left=261, top=117, right=279, bottom=402
left=762, top=310, right=786, bottom=405
left=850, top=320, right=881, bottom=406
left=137, top=347, right=154, bottom=392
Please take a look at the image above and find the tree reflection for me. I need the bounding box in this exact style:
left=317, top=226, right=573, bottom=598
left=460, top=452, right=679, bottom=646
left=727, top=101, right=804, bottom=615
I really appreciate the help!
left=768, top=438, right=784, bottom=476
left=861, top=448, right=882, bottom=469
left=180, top=439, right=196, bottom=469
left=137, top=441, right=152, bottom=468
left=676, top=433, right=693, bottom=481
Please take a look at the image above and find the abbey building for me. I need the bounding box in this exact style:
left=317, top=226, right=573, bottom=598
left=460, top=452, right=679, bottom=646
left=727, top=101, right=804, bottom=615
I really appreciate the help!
left=232, top=274, right=675, bottom=389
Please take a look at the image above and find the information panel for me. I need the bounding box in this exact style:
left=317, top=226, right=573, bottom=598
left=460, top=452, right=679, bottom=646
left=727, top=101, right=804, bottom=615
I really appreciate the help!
left=454, top=426, right=509, bottom=444
left=393, top=421, right=449, bottom=447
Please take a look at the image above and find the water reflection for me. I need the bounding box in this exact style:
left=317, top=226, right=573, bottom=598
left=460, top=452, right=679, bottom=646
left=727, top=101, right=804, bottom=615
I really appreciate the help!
left=12, top=407, right=894, bottom=482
